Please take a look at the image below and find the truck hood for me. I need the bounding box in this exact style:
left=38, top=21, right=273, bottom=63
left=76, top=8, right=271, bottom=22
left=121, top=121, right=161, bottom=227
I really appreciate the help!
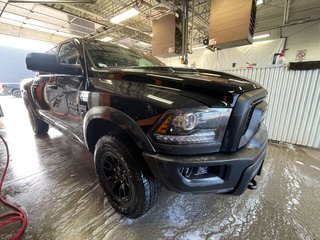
left=95, top=67, right=261, bottom=107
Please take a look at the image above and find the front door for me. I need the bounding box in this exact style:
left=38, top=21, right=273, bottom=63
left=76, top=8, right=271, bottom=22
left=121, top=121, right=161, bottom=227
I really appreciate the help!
left=43, top=40, right=85, bottom=142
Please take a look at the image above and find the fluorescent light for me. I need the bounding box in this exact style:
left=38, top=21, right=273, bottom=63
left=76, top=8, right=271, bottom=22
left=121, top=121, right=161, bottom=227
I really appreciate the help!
left=110, top=8, right=140, bottom=24
left=253, top=40, right=274, bottom=45
left=256, top=0, right=264, bottom=5
left=138, top=41, right=151, bottom=46
left=253, top=33, right=270, bottom=40
left=100, top=36, right=113, bottom=42
left=192, top=45, right=207, bottom=50
left=143, top=32, right=153, bottom=37
left=117, top=43, right=129, bottom=49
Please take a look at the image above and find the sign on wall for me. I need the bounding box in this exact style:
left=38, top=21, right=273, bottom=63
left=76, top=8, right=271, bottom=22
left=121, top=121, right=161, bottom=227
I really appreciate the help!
left=296, top=50, right=307, bottom=61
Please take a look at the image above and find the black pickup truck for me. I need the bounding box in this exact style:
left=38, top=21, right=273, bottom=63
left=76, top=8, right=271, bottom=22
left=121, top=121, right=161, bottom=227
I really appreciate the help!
left=22, top=38, right=268, bottom=218
left=0, top=82, right=21, bottom=97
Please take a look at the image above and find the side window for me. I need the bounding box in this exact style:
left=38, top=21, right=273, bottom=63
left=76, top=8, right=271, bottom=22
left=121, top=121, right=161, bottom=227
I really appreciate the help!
left=58, top=42, right=80, bottom=65
left=47, top=46, right=58, bottom=55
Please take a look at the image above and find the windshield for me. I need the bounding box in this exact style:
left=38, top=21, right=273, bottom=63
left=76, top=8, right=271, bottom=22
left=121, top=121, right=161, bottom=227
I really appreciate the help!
left=85, top=40, right=165, bottom=69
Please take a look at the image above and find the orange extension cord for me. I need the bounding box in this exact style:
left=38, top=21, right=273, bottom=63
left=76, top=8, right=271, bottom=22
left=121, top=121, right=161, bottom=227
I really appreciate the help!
left=0, top=134, right=27, bottom=240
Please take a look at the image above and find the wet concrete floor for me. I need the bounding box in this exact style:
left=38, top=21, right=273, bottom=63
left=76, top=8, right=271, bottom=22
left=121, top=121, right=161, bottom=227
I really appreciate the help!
left=0, top=96, right=320, bottom=240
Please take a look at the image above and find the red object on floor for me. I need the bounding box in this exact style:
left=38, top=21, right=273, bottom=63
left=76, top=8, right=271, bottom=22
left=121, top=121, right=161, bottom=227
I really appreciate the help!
left=0, top=134, right=27, bottom=240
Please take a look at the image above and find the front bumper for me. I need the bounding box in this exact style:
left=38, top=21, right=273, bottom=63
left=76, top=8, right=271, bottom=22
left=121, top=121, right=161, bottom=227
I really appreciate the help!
left=143, top=124, right=267, bottom=195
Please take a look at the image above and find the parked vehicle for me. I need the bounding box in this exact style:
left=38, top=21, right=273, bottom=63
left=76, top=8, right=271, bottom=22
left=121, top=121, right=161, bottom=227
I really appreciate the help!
left=22, top=38, right=268, bottom=218
left=20, top=78, right=34, bottom=94
left=0, top=83, right=21, bottom=97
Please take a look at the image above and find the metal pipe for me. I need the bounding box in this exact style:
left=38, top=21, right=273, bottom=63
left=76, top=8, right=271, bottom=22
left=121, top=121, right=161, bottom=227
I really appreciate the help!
left=285, top=0, right=291, bottom=23
left=189, top=0, right=195, bottom=54
left=181, top=0, right=188, bottom=65
left=0, top=1, right=9, bottom=17
left=281, top=0, right=291, bottom=37
left=156, top=0, right=208, bottom=28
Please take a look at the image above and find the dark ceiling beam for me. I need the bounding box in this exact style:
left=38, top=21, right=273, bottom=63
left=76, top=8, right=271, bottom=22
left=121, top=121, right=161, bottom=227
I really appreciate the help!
left=0, top=1, right=9, bottom=17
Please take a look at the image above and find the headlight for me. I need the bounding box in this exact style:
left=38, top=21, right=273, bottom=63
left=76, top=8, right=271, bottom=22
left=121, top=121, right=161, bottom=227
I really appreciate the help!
left=151, top=108, right=232, bottom=145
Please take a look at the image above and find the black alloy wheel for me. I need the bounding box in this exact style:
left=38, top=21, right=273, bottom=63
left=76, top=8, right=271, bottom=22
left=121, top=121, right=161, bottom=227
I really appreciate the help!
left=101, top=152, right=132, bottom=203
left=94, top=135, right=161, bottom=218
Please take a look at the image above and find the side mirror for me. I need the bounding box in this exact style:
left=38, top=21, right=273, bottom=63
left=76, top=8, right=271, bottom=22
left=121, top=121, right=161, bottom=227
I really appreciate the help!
left=26, top=53, right=82, bottom=75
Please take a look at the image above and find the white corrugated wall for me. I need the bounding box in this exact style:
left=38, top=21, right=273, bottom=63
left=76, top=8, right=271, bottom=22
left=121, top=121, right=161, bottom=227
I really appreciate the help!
left=224, top=67, right=320, bottom=149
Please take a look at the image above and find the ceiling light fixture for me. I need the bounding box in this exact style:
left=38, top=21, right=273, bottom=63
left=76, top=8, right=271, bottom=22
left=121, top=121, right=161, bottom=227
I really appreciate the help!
left=253, top=40, right=274, bottom=45
left=253, top=33, right=270, bottom=40
left=100, top=36, right=113, bottom=42
left=138, top=41, right=151, bottom=46
left=256, top=0, right=264, bottom=5
left=192, top=45, right=207, bottom=50
left=110, top=8, right=140, bottom=24
left=117, top=43, right=129, bottom=49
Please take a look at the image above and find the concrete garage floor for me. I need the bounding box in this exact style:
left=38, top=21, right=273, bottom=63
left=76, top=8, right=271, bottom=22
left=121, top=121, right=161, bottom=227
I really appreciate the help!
left=0, top=96, right=320, bottom=240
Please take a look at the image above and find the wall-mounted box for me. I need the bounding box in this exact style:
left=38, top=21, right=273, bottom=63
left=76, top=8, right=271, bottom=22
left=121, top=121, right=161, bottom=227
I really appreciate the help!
left=209, top=0, right=256, bottom=49
left=152, top=14, right=182, bottom=57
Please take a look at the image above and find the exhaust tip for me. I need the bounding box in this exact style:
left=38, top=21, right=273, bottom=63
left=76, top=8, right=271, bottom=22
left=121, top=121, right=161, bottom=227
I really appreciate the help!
left=248, top=178, right=257, bottom=190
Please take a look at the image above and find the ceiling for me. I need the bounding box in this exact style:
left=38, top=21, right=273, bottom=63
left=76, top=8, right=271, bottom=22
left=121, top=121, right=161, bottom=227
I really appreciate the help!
left=256, top=0, right=320, bottom=33
left=0, top=0, right=320, bottom=50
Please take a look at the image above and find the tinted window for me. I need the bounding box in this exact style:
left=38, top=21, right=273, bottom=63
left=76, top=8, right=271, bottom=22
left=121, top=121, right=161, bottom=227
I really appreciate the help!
left=85, top=40, right=164, bottom=68
left=58, top=41, right=80, bottom=65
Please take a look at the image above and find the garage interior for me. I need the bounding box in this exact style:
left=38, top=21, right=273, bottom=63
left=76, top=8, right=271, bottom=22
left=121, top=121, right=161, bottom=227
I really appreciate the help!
left=0, top=0, right=320, bottom=239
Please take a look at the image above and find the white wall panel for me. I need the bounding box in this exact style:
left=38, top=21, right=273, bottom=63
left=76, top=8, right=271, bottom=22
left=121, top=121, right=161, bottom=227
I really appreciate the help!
left=204, top=39, right=285, bottom=69
left=224, top=67, right=320, bottom=149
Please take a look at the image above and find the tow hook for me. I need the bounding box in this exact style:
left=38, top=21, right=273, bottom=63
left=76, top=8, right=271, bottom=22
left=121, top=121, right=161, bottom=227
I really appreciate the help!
left=248, top=178, right=257, bottom=190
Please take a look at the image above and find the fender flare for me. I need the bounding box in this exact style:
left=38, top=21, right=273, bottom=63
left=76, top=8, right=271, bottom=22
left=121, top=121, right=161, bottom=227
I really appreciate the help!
left=22, top=89, right=42, bottom=119
left=83, top=106, right=155, bottom=152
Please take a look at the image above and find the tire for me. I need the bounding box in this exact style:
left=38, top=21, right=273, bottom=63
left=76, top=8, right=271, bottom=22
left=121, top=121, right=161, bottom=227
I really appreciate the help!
left=12, top=89, right=21, bottom=98
left=27, top=109, right=49, bottom=135
left=94, top=135, right=161, bottom=218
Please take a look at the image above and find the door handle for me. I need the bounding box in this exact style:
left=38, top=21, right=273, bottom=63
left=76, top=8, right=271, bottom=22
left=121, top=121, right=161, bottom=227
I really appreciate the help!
left=47, top=84, right=58, bottom=90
